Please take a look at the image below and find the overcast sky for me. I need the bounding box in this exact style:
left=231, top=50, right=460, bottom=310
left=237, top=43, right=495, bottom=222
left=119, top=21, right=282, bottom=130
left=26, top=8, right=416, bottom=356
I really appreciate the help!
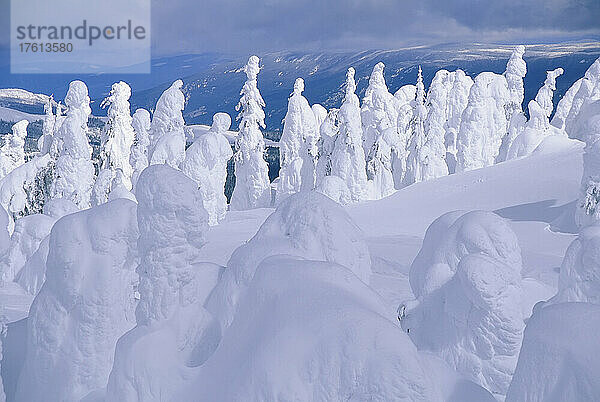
left=1, top=0, right=599, bottom=55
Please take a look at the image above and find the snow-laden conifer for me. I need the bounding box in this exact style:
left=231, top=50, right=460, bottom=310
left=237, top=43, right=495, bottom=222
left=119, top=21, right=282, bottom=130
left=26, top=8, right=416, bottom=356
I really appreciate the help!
left=129, top=108, right=151, bottom=189
left=49, top=80, right=95, bottom=209
left=330, top=67, right=369, bottom=202
left=230, top=56, right=271, bottom=210
left=149, top=80, right=186, bottom=168
left=182, top=112, right=233, bottom=225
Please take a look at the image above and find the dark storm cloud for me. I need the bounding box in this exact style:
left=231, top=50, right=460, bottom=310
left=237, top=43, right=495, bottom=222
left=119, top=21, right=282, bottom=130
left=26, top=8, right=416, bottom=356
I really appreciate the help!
left=150, top=0, right=599, bottom=54
left=1, top=0, right=598, bottom=53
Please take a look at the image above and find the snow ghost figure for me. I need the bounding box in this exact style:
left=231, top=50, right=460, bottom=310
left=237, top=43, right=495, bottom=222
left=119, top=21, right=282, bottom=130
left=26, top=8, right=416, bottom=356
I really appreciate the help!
left=445, top=70, right=474, bottom=171
left=190, top=191, right=439, bottom=401
left=406, top=66, right=429, bottom=185
left=149, top=79, right=186, bottom=168
left=15, top=198, right=79, bottom=296
left=507, top=68, right=565, bottom=160
left=229, top=55, right=271, bottom=210
left=552, top=78, right=582, bottom=131
left=182, top=112, right=234, bottom=225
left=49, top=80, right=95, bottom=209
left=100, top=81, right=135, bottom=191
left=130, top=108, right=152, bottom=190
left=107, top=164, right=220, bottom=401
left=0, top=120, right=27, bottom=180
left=330, top=67, right=370, bottom=202
left=277, top=78, right=319, bottom=202
left=564, top=57, right=600, bottom=137
left=498, top=45, right=527, bottom=163
left=366, top=89, right=396, bottom=199
left=311, top=103, right=327, bottom=129
left=422, top=69, right=451, bottom=180
left=456, top=72, right=509, bottom=172
left=393, top=84, right=416, bottom=185
left=547, top=224, right=600, bottom=304
left=401, top=210, right=524, bottom=397
left=315, top=108, right=339, bottom=186
left=361, top=62, right=398, bottom=158
left=38, top=97, right=56, bottom=155
left=15, top=198, right=139, bottom=402
left=506, top=303, right=600, bottom=402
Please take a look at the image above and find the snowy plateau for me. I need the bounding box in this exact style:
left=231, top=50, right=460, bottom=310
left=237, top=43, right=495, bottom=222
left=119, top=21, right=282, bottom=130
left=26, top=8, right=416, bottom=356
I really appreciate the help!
left=0, top=42, right=599, bottom=402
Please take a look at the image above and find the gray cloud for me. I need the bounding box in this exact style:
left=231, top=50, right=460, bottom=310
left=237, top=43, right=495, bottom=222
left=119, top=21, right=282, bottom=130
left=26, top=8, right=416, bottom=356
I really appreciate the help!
left=149, top=0, right=599, bottom=55
left=1, top=0, right=598, bottom=54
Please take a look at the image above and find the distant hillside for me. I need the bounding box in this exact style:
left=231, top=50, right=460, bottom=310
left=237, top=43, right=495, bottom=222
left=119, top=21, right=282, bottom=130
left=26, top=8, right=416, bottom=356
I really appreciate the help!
left=1, top=42, right=599, bottom=136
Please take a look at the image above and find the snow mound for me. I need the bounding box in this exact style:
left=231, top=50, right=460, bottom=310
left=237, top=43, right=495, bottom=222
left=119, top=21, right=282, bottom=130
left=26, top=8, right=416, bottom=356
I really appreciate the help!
left=15, top=200, right=77, bottom=296
left=207, top=191, right=371, bottom=330
left=0, top=154, right=51, bottom=221
left=15, top=199, right=139, bottom=402
left=506, top=302, right=600, bottom=402
left=548, top=224, right=600, bottom=304
left=316, top=174, right=352, bottom=205
left=409, top=210, right=522, bottom=298
left=403, top=210, right=524, bottom=397
left=188, top=256, right=437, bottom=401
left=0, top=214, right=54, bottom=283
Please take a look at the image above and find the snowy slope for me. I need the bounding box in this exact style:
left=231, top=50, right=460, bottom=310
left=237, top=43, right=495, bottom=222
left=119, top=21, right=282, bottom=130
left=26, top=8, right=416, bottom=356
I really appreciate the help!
left=0, top=108, right=42, bottom=124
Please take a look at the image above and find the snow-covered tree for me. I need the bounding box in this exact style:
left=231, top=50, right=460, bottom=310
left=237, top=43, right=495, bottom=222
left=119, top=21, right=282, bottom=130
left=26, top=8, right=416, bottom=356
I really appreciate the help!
left=392, top=85, right=416, bottom=187
left=366, top=90, right=396, bottom=199
left=37, top=97, right=56, bottom=155
left=315, top=108, right=339, bottom=186
left=229, top=55, right=271, bottom=210
left=552, top=78, right=582, bottom=130
left=330, top=67, right=370, bottom=202
left=535, top=68, right=564, bottom=119
left=445, top=70, right=473, bottom=172
left=565, top=57, right=600, bottom=137
left=277, top=78, right=319, bottom=201
left=497, top=45, right=527, bottom=162
left=99, top=81, right=135, bottom=189
left=182, top=112, right=233, bottom=225
left=456, top=72, right=509, bottom=172
left=405, top=67, right=428, bottom=184
left=507, top=69, right=565, bottom=160
left=361, top=62, right=398, bottom=156
left=49, top=80, right=95, bottom=209
left=130, top=108, right=151, bottom=189
left=0, top=120, right=27, bottom=180
left=149, top=79, right=186, bottom=168
left=422, top=69, right=451, bottom=180
left=311, top=103, right=327, bottom=130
